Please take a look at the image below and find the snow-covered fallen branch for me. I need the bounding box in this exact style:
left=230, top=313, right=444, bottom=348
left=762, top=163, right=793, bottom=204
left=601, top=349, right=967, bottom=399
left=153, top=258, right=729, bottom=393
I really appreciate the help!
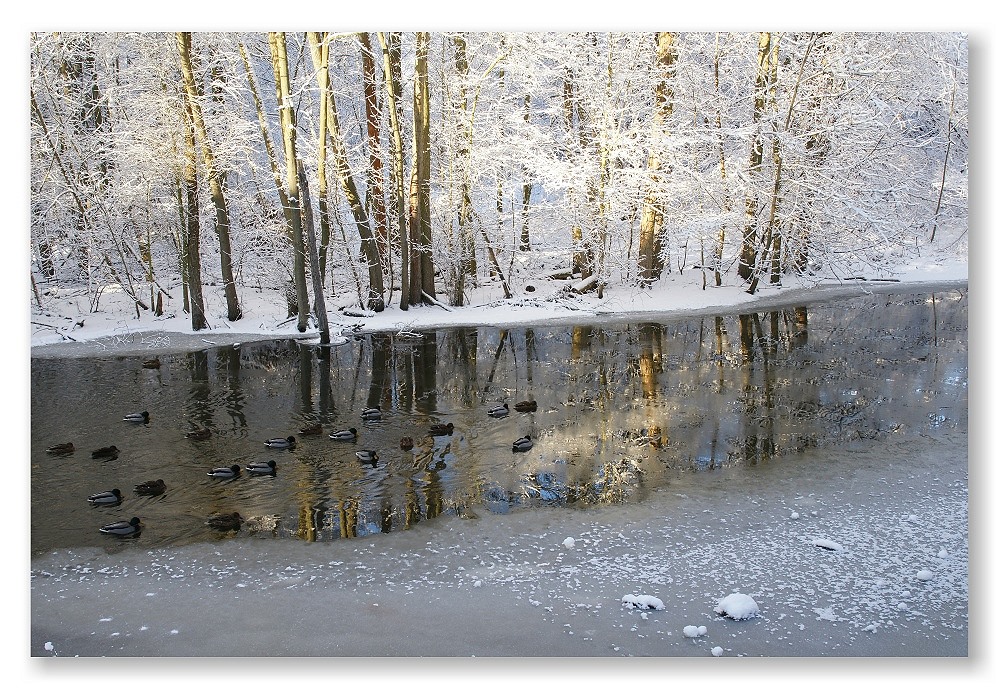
left=422, top=291, right=453, bottom=311
left=570, top=275, right=599, bottom=294
left=30, top=321, right=77, bottom=342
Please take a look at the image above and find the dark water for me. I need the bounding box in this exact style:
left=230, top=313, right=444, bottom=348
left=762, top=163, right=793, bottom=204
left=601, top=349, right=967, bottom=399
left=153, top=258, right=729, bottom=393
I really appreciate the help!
left=30, top=289, right=968, bottom=557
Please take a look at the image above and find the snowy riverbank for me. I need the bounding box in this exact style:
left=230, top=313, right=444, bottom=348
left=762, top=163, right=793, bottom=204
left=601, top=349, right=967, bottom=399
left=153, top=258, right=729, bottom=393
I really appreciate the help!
left=29, top=255, right=969, bottom=358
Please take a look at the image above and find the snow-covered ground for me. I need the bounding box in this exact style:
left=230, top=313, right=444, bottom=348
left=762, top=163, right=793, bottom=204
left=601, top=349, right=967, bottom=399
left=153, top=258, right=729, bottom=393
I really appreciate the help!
left=29, top=249, right=969, bottom=357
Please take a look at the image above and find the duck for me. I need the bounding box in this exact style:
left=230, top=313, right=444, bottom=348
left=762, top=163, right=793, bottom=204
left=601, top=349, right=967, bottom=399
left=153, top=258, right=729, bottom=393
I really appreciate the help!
left=429, top=422, right=454, bottom=436
left=514, top=400, right=538, bottom=413
left=329, top=427, right=358, bottom=441
left=99, top=516, right=142, bottom=536
left=400, top=436, right=414, bottom=451
left=355, top=450, right=379, bottom=464
left=246, top=459, right=277, bottom=475
left=91, top=445, right=120, bottom=459
left=134, top=479, right=166, bottom=496
left=264, top=436, right=296, bottom=449
left=360, top=406, right=382, bottom=421
left=207, top=464, right=241, bottom=479
left=512, top=436, right=533, bottom=452
left=299, top=424, right=324, bottom=436
left=207, top=512, right=243, bottom=531
left=186, top=427, right=211, bottom=441
left=45, top=442, right=75, bottom=455
left=123, top=411, right=150, bottom=423
left=88, top=488, right=123, bottom=505
left=487, top=403, right=510, bottom=418
left=142, top=357, right=161, bottom=369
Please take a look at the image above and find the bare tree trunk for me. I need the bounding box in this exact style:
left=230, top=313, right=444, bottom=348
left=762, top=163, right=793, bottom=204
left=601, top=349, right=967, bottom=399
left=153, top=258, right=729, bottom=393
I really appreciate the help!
left=713, top=33, right=728, bottom=287
left=748, top=33, right=815, bottom=295
left=637, top=32, right=676, bottom=285
left=307, top=32, right=385, bottom=312
left=563, top=65, right=595, bottom=279
left=303, top=36, right=333, bottom=285
left=450, top=33, right=472, bottom=306
left=239, top=42, right=292, bottom=226
left=377, top=31, right=409, bottom=311
left=520, top=95, right=533, bottom=252
left=408, top=163, right=422, bottom=306
left=298, top=161, right=330, bottom=345
left=170, top=175, right=190, bottom=313
left=176, top=32, right=242, bottom=322
left=269, top=31, right=310, bottom=331
left=479, top=223, right=512, bottom=299
left=359, top=33, right=389, bottom=268
left=411, top=31, right=435, bottom=305
left=748, top=36, right=782, bottom=295
left=178, top=81, right=207, bottom=331
left=930, top=76, right=957, bottom=243
left=594, top=38, right=617, bottom=299
left=740, top=32, right=778, bottom=284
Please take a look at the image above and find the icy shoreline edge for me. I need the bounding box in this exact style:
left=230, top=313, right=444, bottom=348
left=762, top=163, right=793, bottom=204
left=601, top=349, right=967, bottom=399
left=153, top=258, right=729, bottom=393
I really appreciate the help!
left=30, top=278, right=969, bottom=359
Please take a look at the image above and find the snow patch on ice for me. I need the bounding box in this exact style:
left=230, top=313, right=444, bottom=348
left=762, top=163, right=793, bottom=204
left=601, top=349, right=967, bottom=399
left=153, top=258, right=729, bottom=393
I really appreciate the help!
left=811, top=538, right=844, bottom=552
left=683, top=624, right=708, bottom=638
left=714, top=593, right=759, bottom=620
left=621, top=594, right=664, bottom=611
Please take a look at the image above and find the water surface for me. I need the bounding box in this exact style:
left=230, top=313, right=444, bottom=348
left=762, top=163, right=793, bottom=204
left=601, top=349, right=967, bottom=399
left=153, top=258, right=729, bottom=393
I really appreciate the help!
left=30, top=288, right=968, bottom=556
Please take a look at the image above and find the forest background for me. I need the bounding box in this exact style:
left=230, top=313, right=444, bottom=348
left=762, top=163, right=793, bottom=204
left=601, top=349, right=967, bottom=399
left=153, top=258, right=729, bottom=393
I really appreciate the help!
left=26, top=28, right=970, bottom=346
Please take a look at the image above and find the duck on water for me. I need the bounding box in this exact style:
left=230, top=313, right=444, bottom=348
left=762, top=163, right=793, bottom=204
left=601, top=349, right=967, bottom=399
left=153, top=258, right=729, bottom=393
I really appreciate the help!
left=99, top=517, right=142, bottom=537
left=207, top=465, right=241, bottom=479
left=134, top=479, right=166, bottom=496
left=245, top=460, right=277, bottom=475
left=87, top=488, right=123, bottom=505
left=329, top=427, right=358, bottom=441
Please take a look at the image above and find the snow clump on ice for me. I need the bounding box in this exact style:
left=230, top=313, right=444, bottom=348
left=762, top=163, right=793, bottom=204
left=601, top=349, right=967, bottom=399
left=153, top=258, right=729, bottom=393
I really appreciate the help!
left=811, top=538, right=844, bottom=551
left=621, top=594, right=664, bottom=610
left=916, top=568, right=934, bottom=581
left=683, top=625, right=708, bottom=638
left=714, top=593, right=760, bottom=620
left=562, top=537, right=575, bottom=549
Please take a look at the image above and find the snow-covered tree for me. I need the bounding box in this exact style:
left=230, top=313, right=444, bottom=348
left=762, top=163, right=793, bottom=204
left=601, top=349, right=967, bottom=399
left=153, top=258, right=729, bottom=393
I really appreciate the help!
left=30, top=31, right=968, bottom=321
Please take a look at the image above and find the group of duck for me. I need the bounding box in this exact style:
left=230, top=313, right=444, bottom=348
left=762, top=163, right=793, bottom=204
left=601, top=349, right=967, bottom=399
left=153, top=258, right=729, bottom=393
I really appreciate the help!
left=45, top=397, right=540, bottom=539
left=487, top=400, right=538, bottom=452
left=45, top=410, right=165, bottom=537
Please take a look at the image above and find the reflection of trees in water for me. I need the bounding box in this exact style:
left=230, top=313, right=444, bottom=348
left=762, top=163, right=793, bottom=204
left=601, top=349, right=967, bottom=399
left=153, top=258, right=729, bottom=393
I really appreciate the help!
left=218, top=346, right=248, bottom=432
left=122, top=291, right=965, bottom=539
left=481, top=329, right=508, bottom=403
left=735, top=313, right=776, bottom=465
left=404, top=464, right=446, bottom=527
left=368, top=333, right=391, bottom=410
left=186, top=349, right=212, bottom=428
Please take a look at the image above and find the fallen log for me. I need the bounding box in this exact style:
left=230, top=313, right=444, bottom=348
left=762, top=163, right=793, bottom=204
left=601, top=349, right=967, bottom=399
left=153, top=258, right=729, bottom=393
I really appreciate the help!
left=540, top=267, right=574, bottom=281
left=570, top=275, right=599, bottom=294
